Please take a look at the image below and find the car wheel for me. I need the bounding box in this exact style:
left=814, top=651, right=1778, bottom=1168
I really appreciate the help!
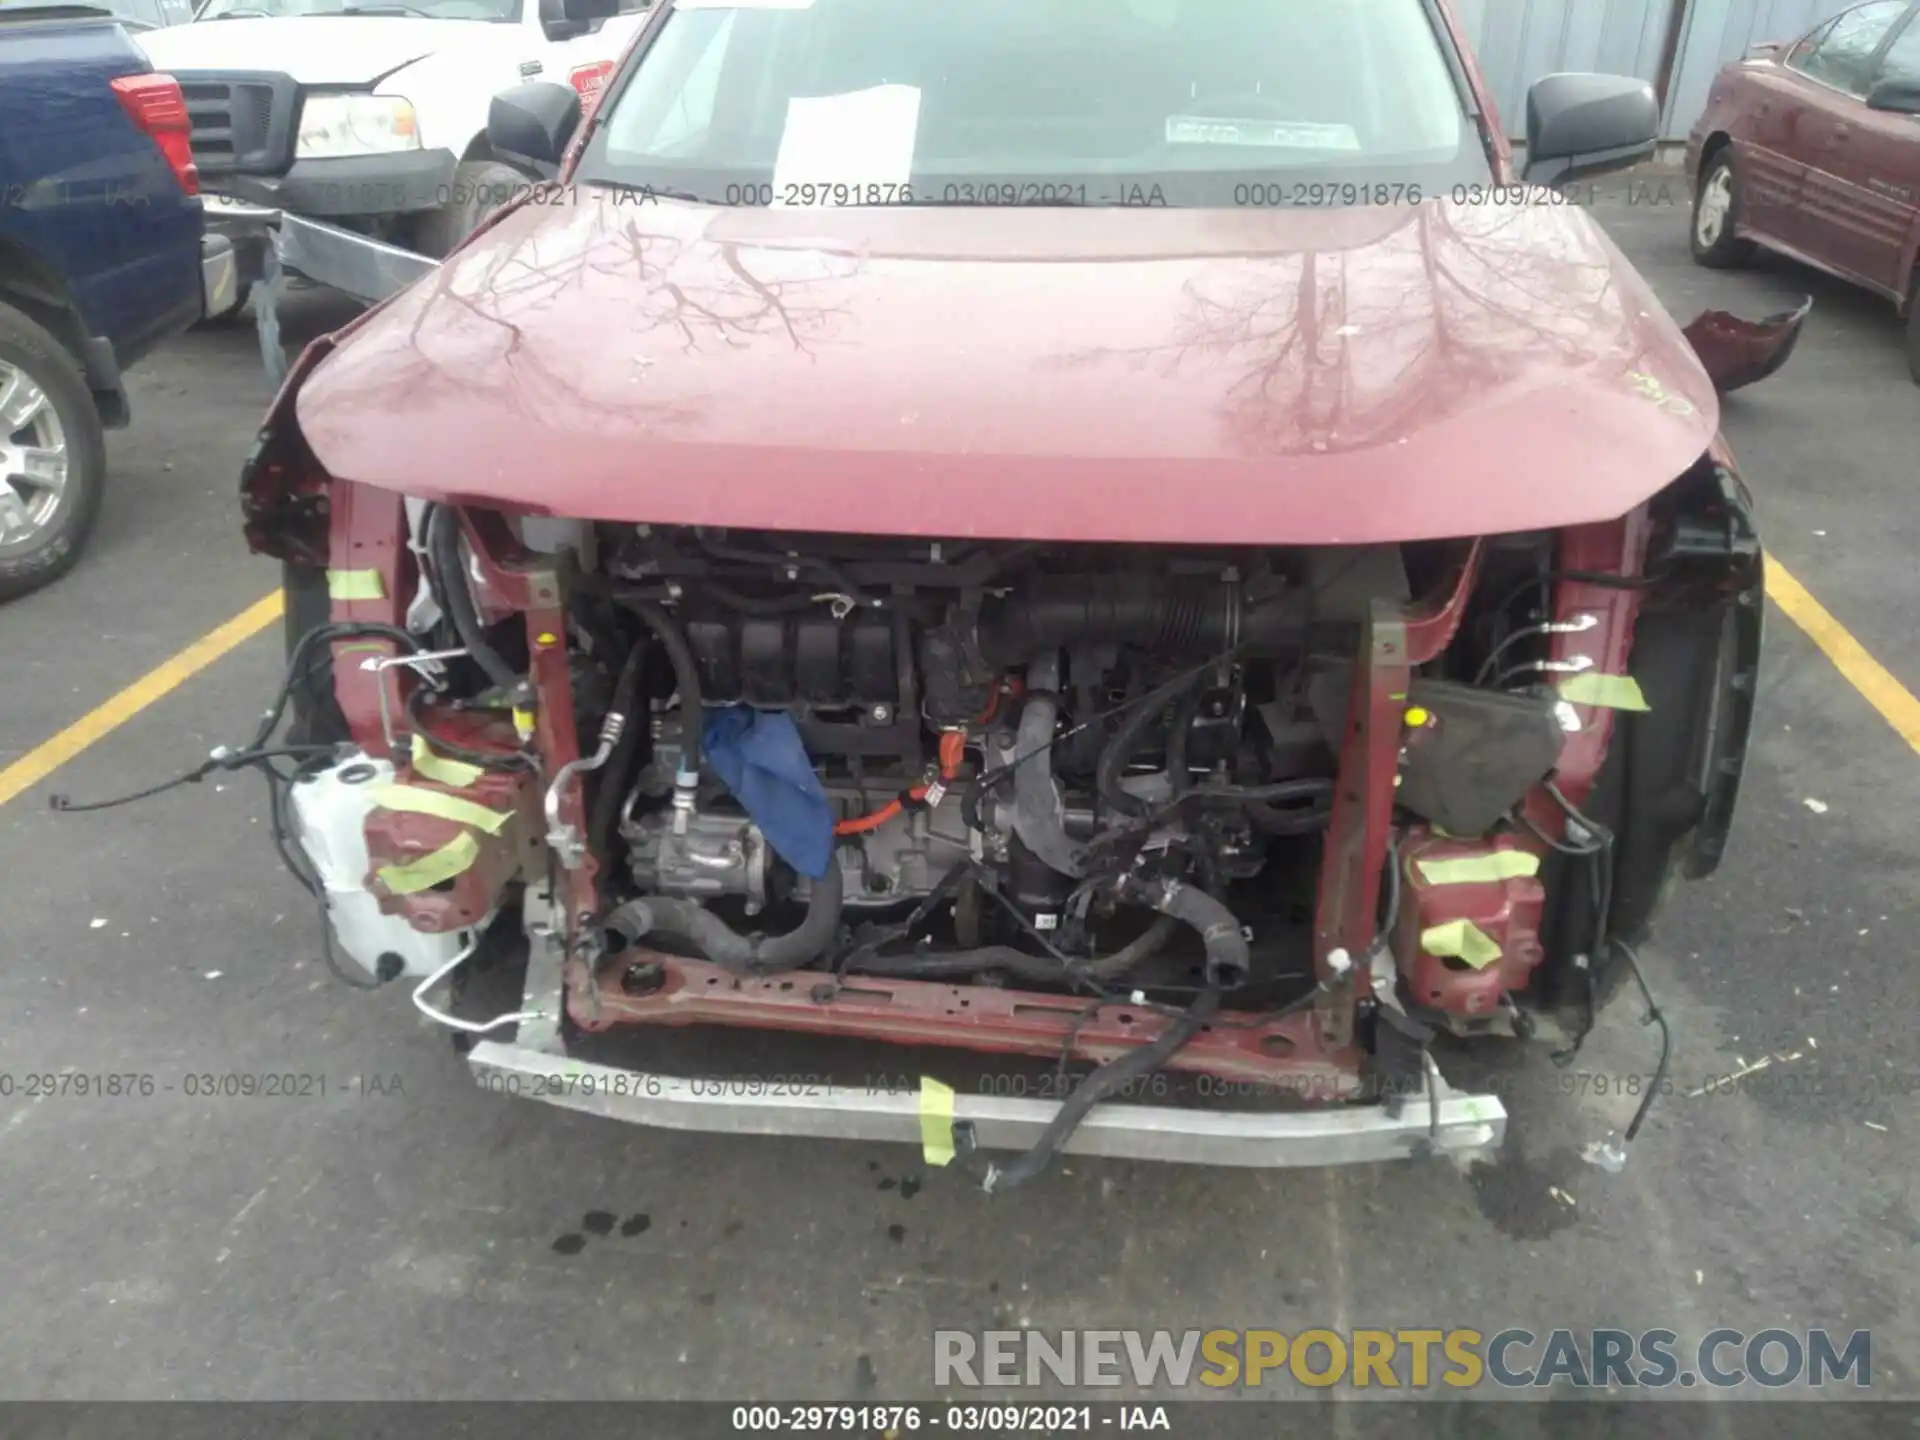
left=414, top=159, right=528, bottom=259
left=1690, top=154, right=1755, bottom=269
left=0, top=301, right=108, bottom=603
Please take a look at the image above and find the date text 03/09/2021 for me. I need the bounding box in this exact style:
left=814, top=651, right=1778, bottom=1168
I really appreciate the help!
left=729, top=1404, right=1170, bottom=1433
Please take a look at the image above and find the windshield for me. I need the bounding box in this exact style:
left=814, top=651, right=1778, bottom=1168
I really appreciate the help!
left=195, top=0, right=514, bottom=20
left=578, top=0, right=1488, bottom=207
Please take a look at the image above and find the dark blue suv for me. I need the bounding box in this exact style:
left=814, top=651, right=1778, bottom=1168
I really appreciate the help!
left=0, top=2, right=235, bottom=600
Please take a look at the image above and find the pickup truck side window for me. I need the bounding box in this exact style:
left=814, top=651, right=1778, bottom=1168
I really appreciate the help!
left=1789, top=0, right=1908, bottom=95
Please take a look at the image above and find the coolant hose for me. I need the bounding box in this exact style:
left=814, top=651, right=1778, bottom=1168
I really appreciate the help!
left=970, top=984, right=1224, bottom=1194
left=620, top=599, right=703, bottom=776
left=1097, top=672, right=1206, bottom=819
left=606, top=854, right=843, bottom=976
left=1010, top=655, right=1090, bottom=878
left=427, top=504, right=521, bottom=696
left=1243, top=779, right=1337, bottom=835
left=1164, top=683, right=1207, bottom=799
left=847, top=912, right=1178, bottom=986
left=1122, top=875, right=1251, bottom=989
left=955, top=876, right=1245, bottom=1192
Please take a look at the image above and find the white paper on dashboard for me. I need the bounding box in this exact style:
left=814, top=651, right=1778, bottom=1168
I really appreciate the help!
left=771, top=85, right=922, bottom=203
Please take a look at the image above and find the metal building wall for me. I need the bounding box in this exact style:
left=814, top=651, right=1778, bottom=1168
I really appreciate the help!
left=1661, top=0, right=1862, bottom=135
left=1451, top=0, right=1679, bottom=136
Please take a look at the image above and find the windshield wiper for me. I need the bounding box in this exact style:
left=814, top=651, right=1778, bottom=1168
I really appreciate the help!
left=328, top=5, right=436, bottom=15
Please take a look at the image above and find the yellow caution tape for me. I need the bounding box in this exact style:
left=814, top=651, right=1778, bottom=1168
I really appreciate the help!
left=1416, top=851, right=1542, bottom=886
left=410, top=732, right=484, bottom=789
left=369, top=782, right=514, bottom=834
left=326, top=569, right=386, bottom=601
left=377, top=831, right=480, bottom=895
left=919, top=1077, right=956, bottom=1167
left=1559, top=673, right=1651, bottom=712
left=1420, top=919, right=1503, bottom=971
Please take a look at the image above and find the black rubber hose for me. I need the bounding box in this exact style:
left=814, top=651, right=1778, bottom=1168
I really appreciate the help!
left=848, top=912, right=1177, bottom=986
left=1096, top=672, right=1206, bottom=820
left=427, top=504, right=521, bottom=697
left=848, top=946, right=1069, bottom=985
left=954, top=874, right=1247, bottom=1190
left=1123, top=875, right=1251, bottom=988
left=620, top=599, right=703, bottom=776
left=1163, top=683, right=1208, bottom=799
left=587, top=638, right=650, bottom=860
left=972, top=984, right=1223, bottom=1194
left=607, top=854, right=843, bottom=975
left=1077, top=911, right=1180, bottom=982
left=975, top=579, right=1305, bottom=669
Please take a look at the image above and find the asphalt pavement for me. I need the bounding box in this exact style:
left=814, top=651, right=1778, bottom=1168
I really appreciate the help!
left=0, top=172, right=1917, bottom=1408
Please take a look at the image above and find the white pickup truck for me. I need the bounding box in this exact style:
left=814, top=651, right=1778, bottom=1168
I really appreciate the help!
left=138, top=0, right=647, bottom=298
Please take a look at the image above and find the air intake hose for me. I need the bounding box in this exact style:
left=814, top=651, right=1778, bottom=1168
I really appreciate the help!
left=975, top=579, right=1304, bottom=670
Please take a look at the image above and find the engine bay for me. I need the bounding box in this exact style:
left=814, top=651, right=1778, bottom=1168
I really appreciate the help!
left=224, top=460, right=1761, bottom=1182
left=594, top=528, right=1386, bottom=998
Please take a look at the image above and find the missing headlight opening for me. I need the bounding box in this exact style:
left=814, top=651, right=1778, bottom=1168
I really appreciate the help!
left=93, top=429, right=1755, bottom=1184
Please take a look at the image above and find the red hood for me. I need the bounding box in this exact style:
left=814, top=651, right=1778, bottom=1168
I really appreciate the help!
left=295, top=194, right=1719, bottom=545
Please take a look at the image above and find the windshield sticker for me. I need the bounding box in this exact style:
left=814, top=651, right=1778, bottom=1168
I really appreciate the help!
left=1164, top=117, right=1361, bottom=151
left=772, top=85, right=922, bottom=203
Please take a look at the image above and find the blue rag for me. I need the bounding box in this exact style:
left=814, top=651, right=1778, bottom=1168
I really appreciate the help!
left=699, top=706, right=835, bottom=879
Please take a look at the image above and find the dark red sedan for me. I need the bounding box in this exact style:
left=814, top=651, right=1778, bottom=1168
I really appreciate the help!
left=1688, top=0, right=1920, bottom=380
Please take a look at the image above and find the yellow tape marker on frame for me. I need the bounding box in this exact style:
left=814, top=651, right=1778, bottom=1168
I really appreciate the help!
left=369, top=783, right=513, bottom=834
left=1420, top=919, right=1503, bottom=971
left=410, top=733, right=484, bottom=789
left=377, top=831, right=481, bottom=895
left=1559, top=673, right=1651, bottom=712
left=919, top=1077, right=956, bottom=1167
left=1416, top=851, right=1542, bottom=886
left=326, top=569, right=386, bottom=601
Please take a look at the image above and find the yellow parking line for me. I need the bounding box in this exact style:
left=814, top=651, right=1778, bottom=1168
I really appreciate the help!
left=0, top=589, right=284, bottom=810
left=1766, top=558, right=1920, bottom=758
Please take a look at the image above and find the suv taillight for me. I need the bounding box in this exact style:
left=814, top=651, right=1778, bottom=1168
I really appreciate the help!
left=111, top=72, right=199, bottom=197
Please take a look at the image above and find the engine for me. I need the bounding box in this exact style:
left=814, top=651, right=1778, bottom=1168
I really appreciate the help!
left=571, top=526, right=1403, bottom=993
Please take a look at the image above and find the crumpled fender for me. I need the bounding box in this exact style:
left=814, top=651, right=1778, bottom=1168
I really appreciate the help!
left=1683, top=297, right=1812, bottom=395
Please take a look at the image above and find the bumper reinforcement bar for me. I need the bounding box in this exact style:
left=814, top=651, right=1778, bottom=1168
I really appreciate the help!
left=465, top=1039, right=1507, bottom=1170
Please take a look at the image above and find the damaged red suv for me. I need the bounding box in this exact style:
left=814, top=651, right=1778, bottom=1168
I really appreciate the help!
left=237, top=0, right=1791, bottom=1188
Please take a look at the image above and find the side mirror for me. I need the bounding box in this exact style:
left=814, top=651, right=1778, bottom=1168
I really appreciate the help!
left=1866, top=75, right=1920, bottom=113
left=538, top=0, right=617, bottom=42
left=1522, top=73, right=1659, bottom=187
left=488, top=81, right=583, bottom=175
